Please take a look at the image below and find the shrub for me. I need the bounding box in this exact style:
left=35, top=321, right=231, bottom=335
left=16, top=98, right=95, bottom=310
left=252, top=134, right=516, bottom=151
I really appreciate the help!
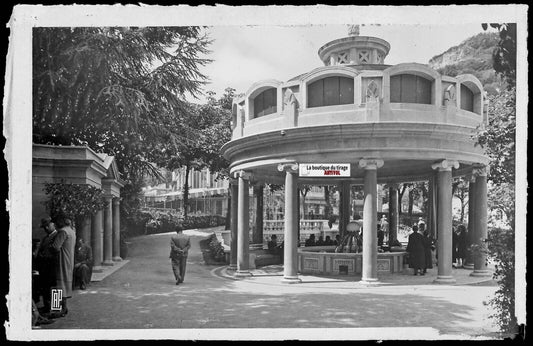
left=141, top=208, right=226, bottom=235
left=484, top=226, right=517, bottom=336
left=43, top=182, right=106, bottom=227
left=208, top=234, right=226, bottom=263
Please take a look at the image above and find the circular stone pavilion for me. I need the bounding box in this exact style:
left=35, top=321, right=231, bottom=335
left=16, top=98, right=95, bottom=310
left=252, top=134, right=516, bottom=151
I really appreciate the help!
left=221, top=28, right=491, bottom=284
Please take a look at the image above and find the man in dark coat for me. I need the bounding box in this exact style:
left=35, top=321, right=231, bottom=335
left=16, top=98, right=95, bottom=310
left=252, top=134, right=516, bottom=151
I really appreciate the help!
left=406, top=225, right=426, bottom=275
left=419, top=223, right=433, bottom=274
left=36, top=217, right=58, bottom=313
left=170, top=225, right=191, bottom=285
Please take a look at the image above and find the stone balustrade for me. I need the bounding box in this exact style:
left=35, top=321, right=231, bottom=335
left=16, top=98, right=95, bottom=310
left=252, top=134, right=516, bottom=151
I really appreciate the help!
left=262, top=219, right=336, bottom=244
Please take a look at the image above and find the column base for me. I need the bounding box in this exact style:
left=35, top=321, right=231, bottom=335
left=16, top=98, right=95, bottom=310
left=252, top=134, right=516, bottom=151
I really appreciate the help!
left=433, top=276, right=456, bottom=284
left=92, top=265, right=104, bottom=273
left=359, top=277, right=380, bottom=285
left=463, top=263, right=474, bottom=270
left=102, top=260, right=114, bottom=266
left=229, top=264, right=237, bottom=270
left=112, top=256, right=123, bottom=262
left=234, top=270, right=252, bottom=278
left=281, top=276, right=302, bottom=284
left=470, top=270, right=492, bottom=277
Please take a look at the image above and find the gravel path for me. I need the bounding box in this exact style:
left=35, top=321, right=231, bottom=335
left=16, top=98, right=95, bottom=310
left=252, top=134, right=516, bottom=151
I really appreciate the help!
left=37, top=227, right=503, bottom=340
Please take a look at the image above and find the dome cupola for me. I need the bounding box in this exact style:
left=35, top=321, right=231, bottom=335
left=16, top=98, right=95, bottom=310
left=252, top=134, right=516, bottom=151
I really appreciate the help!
left=318, top=25, right=390, bottom=66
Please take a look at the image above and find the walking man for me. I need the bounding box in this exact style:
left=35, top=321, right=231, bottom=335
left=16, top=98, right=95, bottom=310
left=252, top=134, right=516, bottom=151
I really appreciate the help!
left=169, top=225, right=191, bottom=285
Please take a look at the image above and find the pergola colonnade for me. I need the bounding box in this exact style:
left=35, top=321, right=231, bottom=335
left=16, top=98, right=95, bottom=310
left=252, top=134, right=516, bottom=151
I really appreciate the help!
left=227, top=159, right=490, bottom=284
left=32, top=144, right=125, bottom=273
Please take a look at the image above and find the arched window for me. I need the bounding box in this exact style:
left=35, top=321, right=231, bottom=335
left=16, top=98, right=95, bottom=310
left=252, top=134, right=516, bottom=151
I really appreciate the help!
left=390, top=74, right=432, bottom=104
left=460, top=84, right=474, bottom=112
left=307, top=76, right=354, bottom=108
left=253, top=88, right=277, bottom=118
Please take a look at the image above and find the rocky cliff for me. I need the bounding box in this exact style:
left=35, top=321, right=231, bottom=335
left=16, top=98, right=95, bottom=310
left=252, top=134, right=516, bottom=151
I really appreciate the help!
left=428, top=32, right=502, bottom=94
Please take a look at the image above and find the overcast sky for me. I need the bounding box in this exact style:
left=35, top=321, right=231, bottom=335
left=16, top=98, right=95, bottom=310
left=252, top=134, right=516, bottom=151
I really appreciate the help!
left=189, top=23, right=498, bottom=103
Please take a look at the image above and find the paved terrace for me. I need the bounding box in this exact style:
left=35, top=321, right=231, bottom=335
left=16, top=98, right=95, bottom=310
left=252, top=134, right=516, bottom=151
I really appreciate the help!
left=35, top=226, right=503, bottom=341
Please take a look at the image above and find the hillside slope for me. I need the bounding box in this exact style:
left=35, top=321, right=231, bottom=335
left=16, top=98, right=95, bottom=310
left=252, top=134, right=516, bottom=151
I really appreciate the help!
left=428, top=32, right=502, bottom=94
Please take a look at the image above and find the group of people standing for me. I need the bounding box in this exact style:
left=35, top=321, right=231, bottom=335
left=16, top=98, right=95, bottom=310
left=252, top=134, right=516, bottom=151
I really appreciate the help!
left=32, top=215, right=93, bottom=326
left=406, top=221, right=470, bottom=275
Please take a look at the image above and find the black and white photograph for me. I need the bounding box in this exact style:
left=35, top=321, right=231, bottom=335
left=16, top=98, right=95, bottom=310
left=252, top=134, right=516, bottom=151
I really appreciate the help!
left=3, top=4, right=528, bottom=341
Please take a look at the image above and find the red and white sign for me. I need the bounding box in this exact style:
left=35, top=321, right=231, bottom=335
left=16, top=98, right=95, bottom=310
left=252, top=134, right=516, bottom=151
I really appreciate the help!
left=299, top=163, right=350, bottom=177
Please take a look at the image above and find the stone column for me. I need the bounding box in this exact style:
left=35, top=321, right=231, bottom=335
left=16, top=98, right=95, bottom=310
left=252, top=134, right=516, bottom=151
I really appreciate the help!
left=388, top=183, right=399, bottom=246
left=91, top=210, right=104, bottom=272
left=339, top=181, right=351, bottom=238
left=112, top=198, right=122, bottom=261
left=359, top=159, right=383, bottom=284
left=279, top=163, right=301, bottom=284
left=252, top=184, right=264, bottom=246
left=432, top=160, right=459, bottom=284
left=464, top=178, right=476, bottom=269
left=235, top=171, right=252, bottom=277
left=229, top=179, right=238, bottom=270
left=470, top=166, right=492, bottom=277
left=103, top=196, right=114, bottom=266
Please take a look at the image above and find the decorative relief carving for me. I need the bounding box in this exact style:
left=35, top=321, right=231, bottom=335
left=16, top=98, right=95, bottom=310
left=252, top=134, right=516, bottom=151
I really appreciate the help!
left=366, top=80, right=380, bottom=102
left=348, top=25, right=360, bottom=36
left=358, top=50, right=370, bottom=63
left=304, top=258, right=319, bottom=270
left=337, top=51, right=349, bottom=64
left=444, top=84, right=457, bottom=106
left=377, top=259, right=391, bottom=272
left=283, top=89, right=298, bottom=107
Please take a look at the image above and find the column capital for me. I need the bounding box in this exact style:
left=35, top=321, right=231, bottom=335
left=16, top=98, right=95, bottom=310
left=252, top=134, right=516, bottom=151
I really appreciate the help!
left=234, top=170, right=252, bottom=180
left=472, top=165, right=489, bottom=178
left=277, top=162, right=299, bottom=173
left=104, top=195, right=113, bottom=201
left=112, top=198, right=120, bottom=206
left=228, top=177, right=239, bottom=185
left=358, top=158, right=384, bottom=170
left=431, top=159, right=459, bottom=171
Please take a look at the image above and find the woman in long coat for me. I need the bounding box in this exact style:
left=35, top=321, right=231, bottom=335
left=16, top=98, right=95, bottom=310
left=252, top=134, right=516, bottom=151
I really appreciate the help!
left=455, top=224, right=468, bottom=267
left=406, top=225, right=426, bottom=275
left=51, top=216, right=76, bottom=317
